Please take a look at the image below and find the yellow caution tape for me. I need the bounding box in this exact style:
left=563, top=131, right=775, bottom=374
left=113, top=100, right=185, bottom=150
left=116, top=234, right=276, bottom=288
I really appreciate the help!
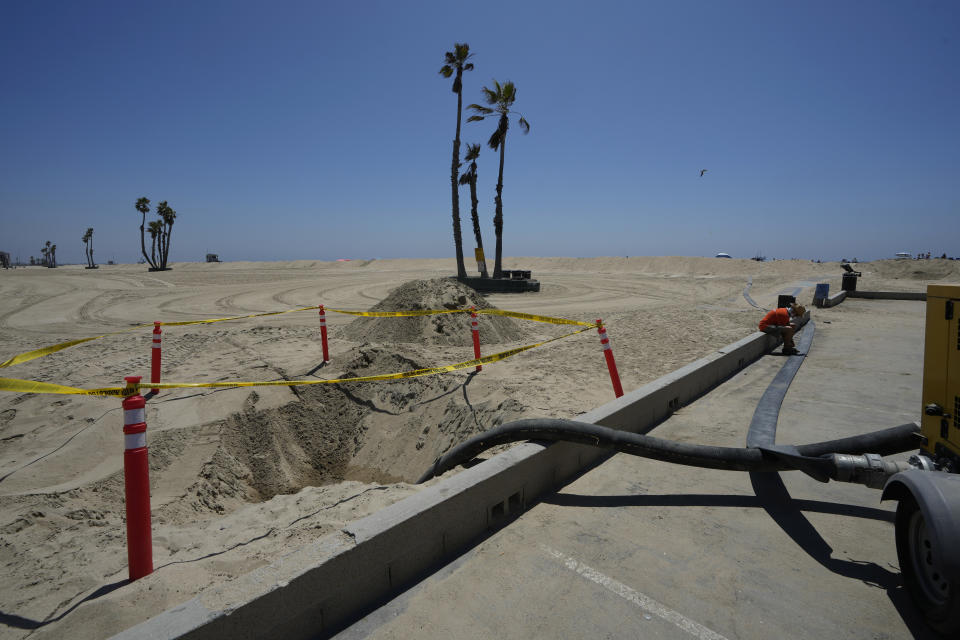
left=0, top=306, right=320, bottom=369
left=0, top=327, right=592, bottom=397
left=0, top=326, right=146, bottom=369
left=327, top=308, right=464, bottom=318
left=474, top=309, right=594, bottom=326
left=328, top=307, right=593, bottom=327
left=0, top=304, right=592, bottom=370
left=157, top=305, right=318, bottom=327
left=0, top=377, right=129, bottom=397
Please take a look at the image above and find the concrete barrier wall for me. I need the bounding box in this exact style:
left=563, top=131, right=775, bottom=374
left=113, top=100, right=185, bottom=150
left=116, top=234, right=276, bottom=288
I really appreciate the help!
left=112, top=325, right=794, bottom=640
left=848, top=290, right=926, bottom=301
left=822, top=290, right=847, bottom=308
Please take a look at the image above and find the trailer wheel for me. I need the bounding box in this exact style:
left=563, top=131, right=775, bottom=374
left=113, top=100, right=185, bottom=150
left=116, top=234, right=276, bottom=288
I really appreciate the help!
left=895, top=494, right=960, bottom=634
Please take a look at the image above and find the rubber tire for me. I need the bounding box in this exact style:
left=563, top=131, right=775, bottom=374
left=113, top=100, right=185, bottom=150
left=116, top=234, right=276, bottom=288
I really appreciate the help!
left=895, top=495, right=960, bottom=635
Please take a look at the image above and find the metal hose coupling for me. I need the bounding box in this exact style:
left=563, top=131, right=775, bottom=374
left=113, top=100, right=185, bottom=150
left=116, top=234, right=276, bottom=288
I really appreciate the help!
left=829, top=453, right=912, bottom=489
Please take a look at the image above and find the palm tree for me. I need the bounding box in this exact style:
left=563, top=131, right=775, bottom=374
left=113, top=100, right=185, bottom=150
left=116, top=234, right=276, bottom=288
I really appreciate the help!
left=135, top=197, right=156, bottom=269
left=458, top=143, right=488, bottom=277
left=439, top=43, right=474, bottom=279
left=467, top=80, right=529, bottom=278
left=156, top=201, right=176, bottom=269
left=50, top=243, right=57, bottom=268
left=82, top=227, right=95, bottom=268
left=81, top=229, right=90, bottom=267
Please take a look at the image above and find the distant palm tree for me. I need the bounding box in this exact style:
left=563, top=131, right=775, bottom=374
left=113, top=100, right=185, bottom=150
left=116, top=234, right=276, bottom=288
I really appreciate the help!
left=81, top=229, right=90, bottom=267
left=156, top=201, right=176, bottom=269
left=50, top=243, right=57, bottom=268
left=467, top=80, right=529, bottom=278
left=81, top=227, right=95, bottom=268
left=147, top=220, right=162, bottom=266
left=439, top=43, right=474, bottom=279
left=458, top=143, right=488, bottom=277
left=135, top=197, right=156, bottom=269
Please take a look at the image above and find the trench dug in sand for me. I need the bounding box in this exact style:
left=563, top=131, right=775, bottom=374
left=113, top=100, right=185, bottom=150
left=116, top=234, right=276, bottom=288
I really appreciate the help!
left=192, top=279, right=527, bottom=508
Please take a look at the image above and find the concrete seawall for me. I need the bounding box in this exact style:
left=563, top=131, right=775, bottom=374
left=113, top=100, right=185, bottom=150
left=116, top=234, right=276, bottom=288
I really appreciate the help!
left=848, top=290, right=926, bottom=301
left=111, top=325, right=797, bottom=640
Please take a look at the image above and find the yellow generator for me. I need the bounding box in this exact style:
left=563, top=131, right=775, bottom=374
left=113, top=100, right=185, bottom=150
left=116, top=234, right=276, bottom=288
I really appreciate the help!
left=919, top=284, right=960, bottom=465
left=882, top=283, right=960, bottom=633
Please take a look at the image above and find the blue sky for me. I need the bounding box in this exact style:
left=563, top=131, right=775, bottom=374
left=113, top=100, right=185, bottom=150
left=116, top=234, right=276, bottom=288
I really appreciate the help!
left=1, top=0, right=957, bottom=265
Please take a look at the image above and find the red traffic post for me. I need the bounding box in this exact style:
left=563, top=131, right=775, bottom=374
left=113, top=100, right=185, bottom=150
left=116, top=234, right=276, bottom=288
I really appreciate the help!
left=150, top=322, right=162, bottom=394
left=122, top=376, right=153, bottom=581
left=596, top=319, right=624, bottom=398
left=470, top=307, right=482, bottom=372
left=319, top=304, right=330, bottom=363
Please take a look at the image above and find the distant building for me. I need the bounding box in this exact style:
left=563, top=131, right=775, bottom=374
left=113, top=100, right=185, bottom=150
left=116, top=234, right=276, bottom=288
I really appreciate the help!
left=205, top=253, right=220, bottom=263
left=715, top=252, right=732, bottom=259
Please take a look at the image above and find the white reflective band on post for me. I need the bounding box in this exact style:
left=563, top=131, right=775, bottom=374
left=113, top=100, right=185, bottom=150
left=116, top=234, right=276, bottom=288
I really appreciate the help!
left=602, top=342, right=612, bottom=351
left=319, top=319, right=326, bottom=325
left=152, top=344, right=161, bottom=348
left=125, top=432, right=147, bottom=450
left=124, top=408, right=145, bottom=425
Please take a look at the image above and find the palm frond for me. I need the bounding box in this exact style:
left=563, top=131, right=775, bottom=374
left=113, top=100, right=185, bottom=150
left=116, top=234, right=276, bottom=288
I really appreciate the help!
left=518, top=116, right=530, bottom=133
left=439, top=65, right=453, bottom=77
left=481, top=86, right=498, bottom=105
left=467, top=103, right=493, bottom=115
left=466, top=115, right=486, bottom=123
left=463, top=63, right=474, bottom=71
left=488, top=127, right=503, bottom=151
left=501, top=81, right=515, bottom=104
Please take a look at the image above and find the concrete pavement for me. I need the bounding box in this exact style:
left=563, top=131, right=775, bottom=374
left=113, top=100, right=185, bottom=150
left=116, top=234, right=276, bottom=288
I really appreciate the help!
left=334, top=299, right=938, bottom=639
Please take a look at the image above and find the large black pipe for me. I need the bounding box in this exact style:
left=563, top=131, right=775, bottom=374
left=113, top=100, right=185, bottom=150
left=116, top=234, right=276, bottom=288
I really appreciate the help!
left=416, top=418, right=921, bottom=483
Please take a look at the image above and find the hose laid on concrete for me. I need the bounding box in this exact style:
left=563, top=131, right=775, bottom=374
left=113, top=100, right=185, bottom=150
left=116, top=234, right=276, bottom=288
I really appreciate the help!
left=416, top=418, right=921, bottom=483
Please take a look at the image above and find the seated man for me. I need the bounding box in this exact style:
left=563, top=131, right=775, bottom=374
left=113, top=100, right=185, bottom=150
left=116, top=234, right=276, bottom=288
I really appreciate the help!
left=759, top=303, right=806, bottom=355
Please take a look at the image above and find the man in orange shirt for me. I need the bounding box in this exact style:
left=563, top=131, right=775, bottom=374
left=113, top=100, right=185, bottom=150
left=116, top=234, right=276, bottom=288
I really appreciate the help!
left=759, top=303, right=806, bottom=355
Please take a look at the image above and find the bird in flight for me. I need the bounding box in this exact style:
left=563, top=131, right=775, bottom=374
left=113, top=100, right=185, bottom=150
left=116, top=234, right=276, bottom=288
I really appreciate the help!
left=699, top=169, right=708, bottom=177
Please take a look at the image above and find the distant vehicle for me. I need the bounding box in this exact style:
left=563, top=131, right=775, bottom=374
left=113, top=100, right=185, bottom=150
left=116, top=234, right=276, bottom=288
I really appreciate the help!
left=715, top=252, right=732, bottom=259
left=895, top=252, right=912, bottom=259
left=205, top=253, right=220, bottom=263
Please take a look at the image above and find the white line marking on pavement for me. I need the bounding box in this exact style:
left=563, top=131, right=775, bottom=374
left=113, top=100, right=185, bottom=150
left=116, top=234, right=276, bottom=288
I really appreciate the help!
left=541, top=545, right=730, bottom=640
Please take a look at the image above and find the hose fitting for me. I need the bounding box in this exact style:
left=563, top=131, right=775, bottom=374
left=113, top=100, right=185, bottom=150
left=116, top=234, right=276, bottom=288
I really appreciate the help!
left=829, top=453, right=911, bottom=489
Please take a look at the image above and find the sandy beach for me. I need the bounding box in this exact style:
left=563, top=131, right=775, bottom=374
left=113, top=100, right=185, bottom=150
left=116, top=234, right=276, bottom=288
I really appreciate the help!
left=1, top=256, right=957, bottom=639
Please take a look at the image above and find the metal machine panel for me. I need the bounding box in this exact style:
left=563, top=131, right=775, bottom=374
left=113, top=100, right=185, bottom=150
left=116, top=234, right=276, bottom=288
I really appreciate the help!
left=922, top=283, right=960, bottom=461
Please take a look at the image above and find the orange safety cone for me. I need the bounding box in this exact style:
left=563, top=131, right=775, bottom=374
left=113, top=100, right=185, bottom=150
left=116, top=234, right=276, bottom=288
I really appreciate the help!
left=122, top=376, right=153, bottom=580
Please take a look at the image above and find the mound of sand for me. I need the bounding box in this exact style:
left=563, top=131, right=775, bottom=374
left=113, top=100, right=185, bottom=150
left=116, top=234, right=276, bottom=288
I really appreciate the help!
left=862, top=258, right=960, bottom=282
left=340, top=278, right=524, bottom=346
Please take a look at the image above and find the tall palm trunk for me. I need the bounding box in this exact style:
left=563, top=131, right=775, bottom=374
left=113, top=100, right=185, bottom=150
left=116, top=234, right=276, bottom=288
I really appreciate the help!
left=468, top=173, right=487, bottom=278
left=140, top=214, right=151, bottom=267
left=450, top=73, right=467, bottom=278
left=162, top=224, right=173, bottom=269
left=493, top=137, right=505, bottom=278
left=89, top=234, right=94, bottom=267
left=158, top=230, right=165, bottom=270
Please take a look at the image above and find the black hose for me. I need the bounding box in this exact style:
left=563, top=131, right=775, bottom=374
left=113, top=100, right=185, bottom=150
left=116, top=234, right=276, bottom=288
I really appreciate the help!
left=416, top=418, right=921, bottom=483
